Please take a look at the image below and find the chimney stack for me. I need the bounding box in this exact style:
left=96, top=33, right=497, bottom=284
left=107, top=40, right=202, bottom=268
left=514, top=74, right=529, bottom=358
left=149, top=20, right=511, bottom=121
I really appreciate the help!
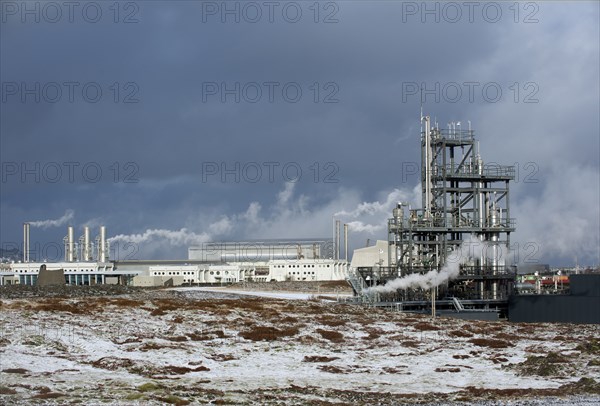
left=65, top=226, right=75, bottom=262
left=97, top=226, right=107, bottom=262
left=23, top=223, right=30, bottom=262
left=344, top=223, right=349, bottom=262
left=81, top=226, right=91, bottom=261
left=335, top=219, right=341, bottom=260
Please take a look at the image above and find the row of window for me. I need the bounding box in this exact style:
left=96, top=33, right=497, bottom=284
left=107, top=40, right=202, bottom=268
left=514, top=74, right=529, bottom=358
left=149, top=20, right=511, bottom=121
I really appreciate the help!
left=153, top=269, right=259, bottom=276
left=273, top=264, right=330, bottom=268
left=13, top=268, right=98, bottom=273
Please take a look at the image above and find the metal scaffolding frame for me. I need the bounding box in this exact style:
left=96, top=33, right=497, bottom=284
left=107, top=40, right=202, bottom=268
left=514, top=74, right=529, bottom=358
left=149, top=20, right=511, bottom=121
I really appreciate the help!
left=354, top=115, right=517, bottom=311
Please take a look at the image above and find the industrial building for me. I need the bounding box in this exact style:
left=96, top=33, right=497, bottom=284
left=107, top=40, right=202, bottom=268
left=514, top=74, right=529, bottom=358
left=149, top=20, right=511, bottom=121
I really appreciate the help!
left=348, top=115, right=517, bottom=317
left=0, top=225, right=350, bottom=286
left=123, top=237, right=348, bottom=286
left=0, top=224, right=124, bottom=285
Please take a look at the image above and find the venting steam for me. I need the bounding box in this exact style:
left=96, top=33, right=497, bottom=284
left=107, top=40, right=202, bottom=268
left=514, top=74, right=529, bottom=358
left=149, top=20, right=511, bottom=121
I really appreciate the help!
left=29, top=209, right=74, bottom=229
left=366, top=234, right=492, bottom=294
left=108, top=228, right=210, bottom=246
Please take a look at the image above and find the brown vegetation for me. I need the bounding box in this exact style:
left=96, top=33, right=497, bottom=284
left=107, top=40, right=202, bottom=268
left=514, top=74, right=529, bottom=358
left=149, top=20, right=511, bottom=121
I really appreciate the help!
left=448, top=329, right=474, bottom=338
left=468, top=338, right=511, bottom=349
left=316, top=329, right=344, bottom=343
left=513, top=352, right=569, bottom=377
left=302, top=356, right=340, bottom=363
left=318, top=365, right=347, bottom=374
left=413, top=322, right=441, bottom=331
left=2, top=368, right=28, bottom=374
left=435, top=367, right=461, bottom=373
left=238, top=325, right=299, bottom=341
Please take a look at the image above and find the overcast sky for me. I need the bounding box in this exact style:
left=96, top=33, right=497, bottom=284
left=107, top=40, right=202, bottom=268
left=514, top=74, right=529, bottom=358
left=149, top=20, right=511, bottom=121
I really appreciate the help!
left=1, top=1, right=598, bottom=266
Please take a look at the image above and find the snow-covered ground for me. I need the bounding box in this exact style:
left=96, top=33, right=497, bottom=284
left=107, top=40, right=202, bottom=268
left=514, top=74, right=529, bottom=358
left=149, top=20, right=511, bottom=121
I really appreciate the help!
left=0, top=288, right=599, bottom=405
left=171, top=287, right=316, bottom=300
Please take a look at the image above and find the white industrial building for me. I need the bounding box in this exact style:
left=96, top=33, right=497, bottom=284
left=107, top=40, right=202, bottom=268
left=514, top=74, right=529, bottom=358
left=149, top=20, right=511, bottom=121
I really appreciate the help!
left=0, top=225, right=350, bottom=286
left=0, top=224, right=134, bottom=286
left=131, top=238, right=348, bottom=286
left=137, top=258, right=347, bottom=285
left=350, top=240, right=390, bottom=269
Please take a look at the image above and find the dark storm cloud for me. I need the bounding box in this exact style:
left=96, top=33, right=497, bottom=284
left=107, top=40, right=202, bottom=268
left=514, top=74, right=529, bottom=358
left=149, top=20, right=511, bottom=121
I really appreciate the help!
left=1, top=1, right=598, bottom=265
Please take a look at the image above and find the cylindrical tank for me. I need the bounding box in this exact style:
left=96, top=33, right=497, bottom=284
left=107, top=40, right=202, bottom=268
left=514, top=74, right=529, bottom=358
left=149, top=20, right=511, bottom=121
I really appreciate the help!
left=393, top=204, right=404, bottom=224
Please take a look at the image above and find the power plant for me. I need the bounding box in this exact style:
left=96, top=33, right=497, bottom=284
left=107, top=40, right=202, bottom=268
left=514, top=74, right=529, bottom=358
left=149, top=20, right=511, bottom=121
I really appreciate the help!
left=348, top=115, right=517, bottom=317
left=1, top=223, right=350, bottom=286
left=2, top=113, right=598, bottom=323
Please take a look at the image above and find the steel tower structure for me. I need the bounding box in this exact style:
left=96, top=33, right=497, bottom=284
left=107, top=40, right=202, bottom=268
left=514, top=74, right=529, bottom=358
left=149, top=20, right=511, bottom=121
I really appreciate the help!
left=352, top=115, right=517, bottom=312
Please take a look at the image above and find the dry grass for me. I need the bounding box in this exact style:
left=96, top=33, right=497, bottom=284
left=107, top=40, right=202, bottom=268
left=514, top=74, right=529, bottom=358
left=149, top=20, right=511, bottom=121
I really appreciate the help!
left=31, top=392, right=65, bottom=399
left=469, top=338, right=511, bottom=349
left=318, top=365, right=347, bottom=374
left=318, top=316, right=347, bottom=327
left=238, top=326, right=299, bottom=341
left=401, top=340, right=420, bottom=348
left=435, top=367, right=461, bottom=373
left=138, top=342, right=175, bottom=352
left=316, top=329, right=344, bottom=343
left=2, top=368, right=29, bottom=374
left=166, top=336, right=188, bottom=342
left=413, top=322, right=441, bottom=331
left=207, top=353, right=237, bottom=362
left=0, top=386, right=17, bottom=395
left=448, top=330, right=473, bottom=338
left=302, top=355, right=340, bottom=363
left=576, top=338, right=600, bottom=355
left=280, top=316, right=298, bottom=323
left=362, top=327, right=384, bottom=340
left=514, top=352, right=570, bottom=377
left=493, top=332, right=519, bottom=341
left=162, top=365, right=210, bottom=374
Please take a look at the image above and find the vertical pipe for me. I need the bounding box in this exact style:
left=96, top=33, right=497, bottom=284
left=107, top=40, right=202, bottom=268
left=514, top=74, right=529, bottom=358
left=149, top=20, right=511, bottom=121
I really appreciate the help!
left=335, top=219, right=341, bottom=261
left=344, top=223, right=348, bottom=262
left=23, top=223, right=30, bottom=262
left=98, top=226, right=107, bottom=262
left=83, top=226, right=91, bottom=261
left=66, top=226, right=75, bottom=262
left=422, top=116, right=432, bottom=218
left=332, top=217, right=337, bottom=260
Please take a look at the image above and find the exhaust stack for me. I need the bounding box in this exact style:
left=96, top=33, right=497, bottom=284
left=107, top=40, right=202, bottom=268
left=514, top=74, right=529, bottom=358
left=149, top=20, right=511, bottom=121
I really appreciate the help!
left=80, top=226, right=92, bottom=261
left=23, top=223, right=30, bottom=262
left=97, top=226, right=108, bottom=262
left=65, top=226, right=75, bottom=262
left=335, top=219, right=341, bottom=260
left=344, top=223, right=349, bottom=262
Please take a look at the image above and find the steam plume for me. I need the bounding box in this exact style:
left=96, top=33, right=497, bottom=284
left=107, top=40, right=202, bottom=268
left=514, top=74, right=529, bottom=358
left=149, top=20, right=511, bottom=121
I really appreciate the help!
left=29, top=209, right=74, bottom=229
left=108, top=228, right=210, bottom=246
left=366, top=235, right=490, bottom=293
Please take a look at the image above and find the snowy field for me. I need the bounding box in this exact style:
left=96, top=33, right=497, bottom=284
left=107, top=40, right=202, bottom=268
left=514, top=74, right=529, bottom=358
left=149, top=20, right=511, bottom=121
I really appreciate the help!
left=0, top=287, right=599, bottom=405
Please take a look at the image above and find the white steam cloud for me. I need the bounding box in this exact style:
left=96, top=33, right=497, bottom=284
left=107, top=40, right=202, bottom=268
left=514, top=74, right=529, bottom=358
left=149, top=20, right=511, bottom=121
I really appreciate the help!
left=366, top=235, right=490, bottom=293
left=29, top=209, right=74, bottom=229
left=108, top=228, right=210, bottom=246
left=334, top=186, right=421, bottom=236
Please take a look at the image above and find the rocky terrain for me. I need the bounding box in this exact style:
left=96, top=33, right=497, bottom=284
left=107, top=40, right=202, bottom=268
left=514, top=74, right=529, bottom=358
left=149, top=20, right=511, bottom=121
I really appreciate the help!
left=0, top=285, right=599, bottom=405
